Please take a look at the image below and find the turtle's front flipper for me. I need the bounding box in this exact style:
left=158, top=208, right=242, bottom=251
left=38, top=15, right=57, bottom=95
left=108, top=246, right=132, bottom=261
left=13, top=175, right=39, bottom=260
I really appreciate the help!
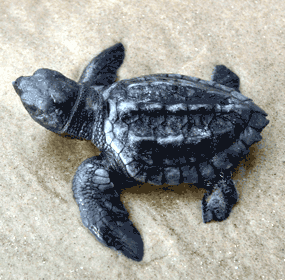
left=72, top=156, right=143, bottom=261
left=202, top=173, right=238, bottom=223
left=79, top=43, right=125, bottom=86
left=211, top=65, right=240, bottom=92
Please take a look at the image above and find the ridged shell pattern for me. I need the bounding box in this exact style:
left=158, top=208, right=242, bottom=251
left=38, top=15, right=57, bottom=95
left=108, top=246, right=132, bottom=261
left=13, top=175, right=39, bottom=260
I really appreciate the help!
left=102, top=74, right=269, bottom=186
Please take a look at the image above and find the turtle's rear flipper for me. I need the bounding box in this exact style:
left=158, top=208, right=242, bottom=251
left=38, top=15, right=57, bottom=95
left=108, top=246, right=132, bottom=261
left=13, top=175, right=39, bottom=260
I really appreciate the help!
left=79, top=43, right=125, bottom=86
left=72, top=156, right=143, bottom=261
left=211, top=65, right=240, bottom=92
left=202, top=173, right=238, bottom=223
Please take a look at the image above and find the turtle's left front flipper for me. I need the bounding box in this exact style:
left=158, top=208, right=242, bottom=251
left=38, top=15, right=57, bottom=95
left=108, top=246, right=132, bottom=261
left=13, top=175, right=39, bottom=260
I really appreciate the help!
left=72, top=155, right=144, bottom=261
left=202, top=173, right=238, bottom=223
left=79, top=43, right=125, bottom=86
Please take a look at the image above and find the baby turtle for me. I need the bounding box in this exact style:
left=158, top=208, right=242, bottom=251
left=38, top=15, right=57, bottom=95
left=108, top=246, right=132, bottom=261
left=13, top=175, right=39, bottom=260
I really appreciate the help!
left=13, top=43, right=269, bottom=262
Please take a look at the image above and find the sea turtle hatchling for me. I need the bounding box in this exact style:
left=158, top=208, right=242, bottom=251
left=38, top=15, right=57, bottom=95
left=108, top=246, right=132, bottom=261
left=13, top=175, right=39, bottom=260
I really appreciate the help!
left=12, top=43, right=269, bottom=262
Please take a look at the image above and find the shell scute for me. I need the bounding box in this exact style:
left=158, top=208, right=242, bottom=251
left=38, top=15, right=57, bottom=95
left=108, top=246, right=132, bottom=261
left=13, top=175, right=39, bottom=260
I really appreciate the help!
left=248, top=112, right=269, bottom=131
left=126, top=161, right=142, bottom=177
left=184, top=126, right=211, bottom=144
left=147, top=166, right=164, bottom=185
left=130, top=114, right=154, bottom=137
left=181, top=165, right=199, bottom=183
left=209, top=117, right=235, bottom=137
left=226, top=141, right=248, bottom=160
left=244, top=100, right=268, bottom=116
left=230, top=104, right=252, bottom=122
left=165, top=167, right=181, bottom=185
left=211, top=152, right=233, bottom=170
left=117, top=101, right=138, bottom=118
left=113, top=120, right=128, bottom=141
left=120, top=147, right=134, bottom=165
left=239, top=126, right=262, bottom=147
left=199, top=162, right=215, bottom=181
left=105, top=131, right=114, bottom=145
left=111, top=138, right=124, bottom=154
left=104, top=120, right=112, bottom=133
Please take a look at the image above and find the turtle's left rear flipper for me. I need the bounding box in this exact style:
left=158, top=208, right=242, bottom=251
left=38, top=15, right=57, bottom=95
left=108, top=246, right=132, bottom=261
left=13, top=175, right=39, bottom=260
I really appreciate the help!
left=202, top=173, right=238, bottom=223
left=72, top=155, right=144, bottom=261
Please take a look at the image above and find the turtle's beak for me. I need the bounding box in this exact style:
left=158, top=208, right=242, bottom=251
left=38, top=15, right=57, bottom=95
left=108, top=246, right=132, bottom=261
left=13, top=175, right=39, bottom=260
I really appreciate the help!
left=12, top=77, right=24, bottom=97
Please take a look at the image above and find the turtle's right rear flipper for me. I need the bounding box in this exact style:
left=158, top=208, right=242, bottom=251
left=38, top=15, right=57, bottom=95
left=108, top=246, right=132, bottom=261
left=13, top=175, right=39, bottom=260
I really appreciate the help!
left=72, top=156, right=144, bottom=261
left=211, top=65, right=240, bottom=92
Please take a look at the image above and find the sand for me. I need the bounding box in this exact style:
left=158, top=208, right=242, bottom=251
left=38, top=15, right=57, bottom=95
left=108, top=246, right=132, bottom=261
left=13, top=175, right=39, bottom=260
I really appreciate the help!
left=1, top=0, right=284, bottom=279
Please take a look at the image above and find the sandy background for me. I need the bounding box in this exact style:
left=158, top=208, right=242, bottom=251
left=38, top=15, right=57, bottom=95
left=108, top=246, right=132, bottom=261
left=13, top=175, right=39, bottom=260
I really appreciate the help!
left=1, top=0, right=285, bottom=279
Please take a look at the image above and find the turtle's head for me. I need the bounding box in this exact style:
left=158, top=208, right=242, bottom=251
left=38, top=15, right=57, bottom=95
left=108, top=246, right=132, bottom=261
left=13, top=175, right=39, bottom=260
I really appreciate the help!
left=13, top=69, right=79, bottom=134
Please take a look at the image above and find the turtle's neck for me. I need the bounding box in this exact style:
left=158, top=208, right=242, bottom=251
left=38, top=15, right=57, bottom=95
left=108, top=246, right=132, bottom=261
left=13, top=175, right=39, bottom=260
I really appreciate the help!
left=61, top=85, right=102, bottom=141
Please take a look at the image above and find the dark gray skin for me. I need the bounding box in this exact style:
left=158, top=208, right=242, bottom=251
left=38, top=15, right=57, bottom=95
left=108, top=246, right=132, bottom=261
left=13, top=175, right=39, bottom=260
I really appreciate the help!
left=13, top=43, right=269, bottom=262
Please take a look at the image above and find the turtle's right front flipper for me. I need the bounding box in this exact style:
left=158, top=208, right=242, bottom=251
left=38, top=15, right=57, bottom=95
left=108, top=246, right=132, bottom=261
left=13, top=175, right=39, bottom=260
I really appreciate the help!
left=72, top=155, right=143, bottom=262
